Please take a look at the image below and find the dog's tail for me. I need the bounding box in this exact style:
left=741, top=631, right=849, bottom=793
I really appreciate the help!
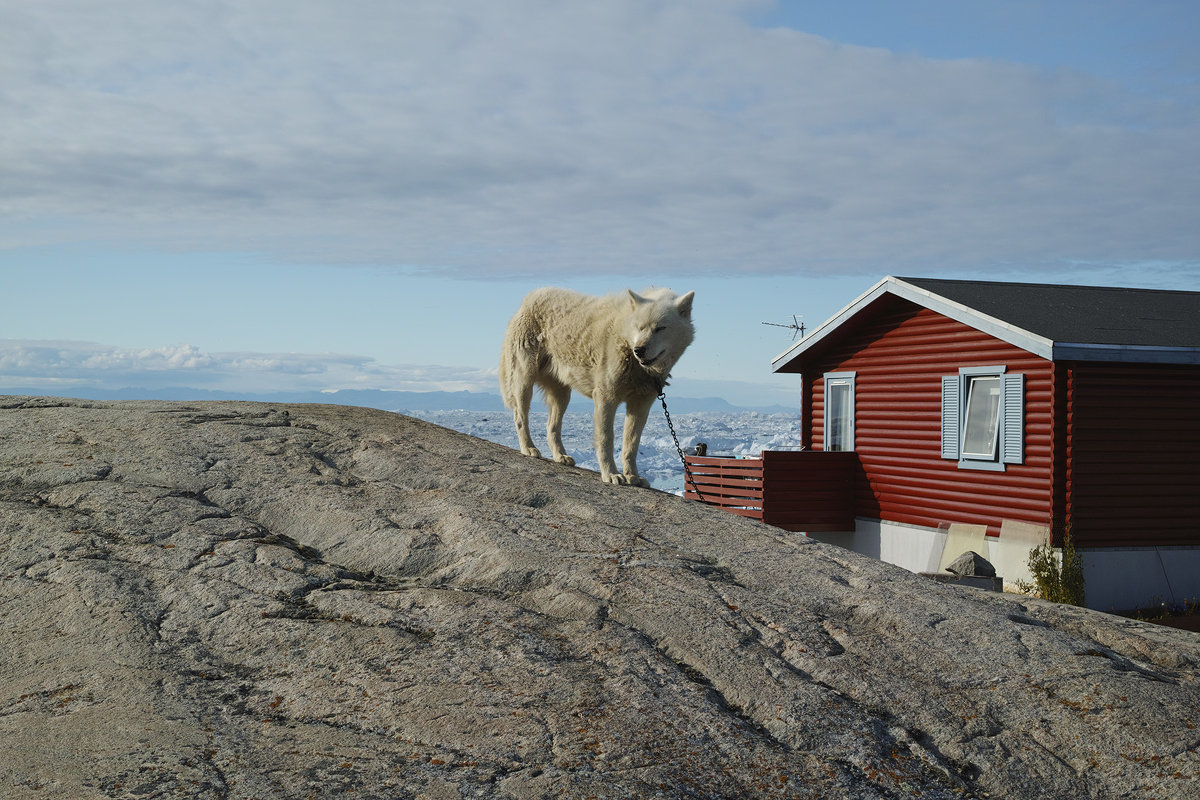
left=498, top=311, right=538, bottom=411
left=497, top=348, right=515, bottom=410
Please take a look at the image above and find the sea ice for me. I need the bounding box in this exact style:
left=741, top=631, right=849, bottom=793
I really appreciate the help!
left=399, top=408, right=805, bottom=495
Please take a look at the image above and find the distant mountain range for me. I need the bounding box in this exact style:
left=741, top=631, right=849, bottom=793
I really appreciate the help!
left=0, top=386, right=799, bottom=415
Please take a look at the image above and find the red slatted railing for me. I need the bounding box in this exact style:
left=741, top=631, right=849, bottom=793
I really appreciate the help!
left=683, top=455, right=764, bottom=518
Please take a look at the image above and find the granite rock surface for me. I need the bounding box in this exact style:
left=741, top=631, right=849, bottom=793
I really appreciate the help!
left=2, top=397, right=1198, bottom=799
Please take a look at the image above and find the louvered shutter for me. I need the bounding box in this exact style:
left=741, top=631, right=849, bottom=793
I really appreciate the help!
left=941, top=376, right=960, bottom=460
left=1001, top=373, right=1024, bottom=464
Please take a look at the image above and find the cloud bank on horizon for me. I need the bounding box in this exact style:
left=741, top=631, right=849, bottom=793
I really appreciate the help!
left=0, top=340, right=496, bottom=395
left=0, top=338, right=793, bottom=408
left=3, top=0, right=1197, bottom=280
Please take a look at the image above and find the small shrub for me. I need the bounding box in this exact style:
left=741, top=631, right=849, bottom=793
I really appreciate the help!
left=1017, top=529, right=1085, bottom=606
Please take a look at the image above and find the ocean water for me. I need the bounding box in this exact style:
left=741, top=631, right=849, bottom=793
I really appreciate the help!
left=400, top=408, right=805, bottom=495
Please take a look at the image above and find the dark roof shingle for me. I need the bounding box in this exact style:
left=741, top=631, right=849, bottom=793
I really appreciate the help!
left=897, top=277, right=1200, bottom=348
left=773, top=276, right=1200, bottom=371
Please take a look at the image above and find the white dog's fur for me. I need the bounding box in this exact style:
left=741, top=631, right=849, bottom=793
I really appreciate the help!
left=499, top=287, right=695, bottom=486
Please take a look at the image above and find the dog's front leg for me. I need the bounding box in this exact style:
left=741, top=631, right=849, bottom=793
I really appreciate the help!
left=543, top=381, right=575, bottom=465
left=592, top=394, right=623, bottom=484
left=620, top=396, right=654, bottom=488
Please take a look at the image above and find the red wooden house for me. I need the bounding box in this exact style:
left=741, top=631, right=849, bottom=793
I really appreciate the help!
left=689, top=276, right=1200, bottom=611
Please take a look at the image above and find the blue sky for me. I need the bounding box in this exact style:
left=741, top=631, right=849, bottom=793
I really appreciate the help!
left=2, top=0, right=1197, bottom=408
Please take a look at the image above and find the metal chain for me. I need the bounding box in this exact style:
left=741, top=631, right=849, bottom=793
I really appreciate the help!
left=658, top=391, right=706, bottom=501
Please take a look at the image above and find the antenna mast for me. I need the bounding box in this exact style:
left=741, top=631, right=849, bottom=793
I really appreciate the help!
left=762, top=315, right=805, bottom=340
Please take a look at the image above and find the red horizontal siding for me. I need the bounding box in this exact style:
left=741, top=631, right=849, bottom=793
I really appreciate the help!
left=1067, top=362, right=1200, bottom=547
left=807, top=301, right=1055, bottom=537
left=684, top=451, right=855, bottom=531
left=761, top=450, right=856, bottom=531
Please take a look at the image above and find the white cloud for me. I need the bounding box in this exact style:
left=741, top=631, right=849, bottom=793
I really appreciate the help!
left=1, top=0, right=1196, bottom=277
left=0, top=340, right=496, bottom=394
left=80, top=344, right=215, bottom=371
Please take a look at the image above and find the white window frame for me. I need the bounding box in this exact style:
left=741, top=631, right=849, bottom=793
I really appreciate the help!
left=960, top=374, right=1002, bottom=459
left=941, top=366, right=1024, bottom=471
left=823, top=372, right=855, bottom=452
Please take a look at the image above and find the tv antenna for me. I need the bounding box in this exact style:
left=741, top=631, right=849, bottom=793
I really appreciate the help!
left=762, top=315, right=805, bottom=341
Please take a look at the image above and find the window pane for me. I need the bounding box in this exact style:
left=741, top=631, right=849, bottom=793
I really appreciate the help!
left=961, top=376, right=1001, bottom=458
left=827, top=380, right=851, bottom=452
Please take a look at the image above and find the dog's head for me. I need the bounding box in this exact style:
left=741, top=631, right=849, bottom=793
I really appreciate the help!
left=624, top=288, right=695, bottom=373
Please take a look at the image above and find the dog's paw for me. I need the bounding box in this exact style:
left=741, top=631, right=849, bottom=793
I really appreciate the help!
left=625, top=474, right=650, bottom=488
left=521, top=446, right=544, bottom=459
left=600, top=472, right=626, bottom=485
left=553, top=454, right=576, bottom=466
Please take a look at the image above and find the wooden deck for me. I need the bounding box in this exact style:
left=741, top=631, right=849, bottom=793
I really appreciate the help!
left=683, top=450, right=857, bottom=532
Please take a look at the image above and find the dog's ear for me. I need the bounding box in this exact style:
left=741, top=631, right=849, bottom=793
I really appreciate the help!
left=627, top=289, right=648, bottom=309
left=675, top=291, right=695, bottom=317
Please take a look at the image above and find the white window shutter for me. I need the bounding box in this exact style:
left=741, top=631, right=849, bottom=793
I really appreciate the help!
left=1001, top=373, right=1024, bottom=464
left=941, top=376, right=960, bottom=460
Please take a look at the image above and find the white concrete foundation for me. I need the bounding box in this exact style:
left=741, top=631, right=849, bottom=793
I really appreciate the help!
left=1080, top=547, right=1200, bottom=612
left=806, top=519, right=948, bottom=574
left=805, top=518, right=1199, bottom=612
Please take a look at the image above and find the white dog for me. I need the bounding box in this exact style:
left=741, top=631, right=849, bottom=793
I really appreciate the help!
left=499, top=287, right=695, bottom=487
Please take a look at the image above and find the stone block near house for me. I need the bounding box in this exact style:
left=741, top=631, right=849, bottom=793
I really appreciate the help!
left=920, top=571, right=1005, bottom=592
left=937, top=523, right=989, bottom=572
left=921, top=550, right=1003, bottom=591
left=946, top=550, right=997, bottom=577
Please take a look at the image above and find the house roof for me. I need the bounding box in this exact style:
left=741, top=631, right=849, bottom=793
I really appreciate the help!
left=773, top=276, right=1200, bottom=370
